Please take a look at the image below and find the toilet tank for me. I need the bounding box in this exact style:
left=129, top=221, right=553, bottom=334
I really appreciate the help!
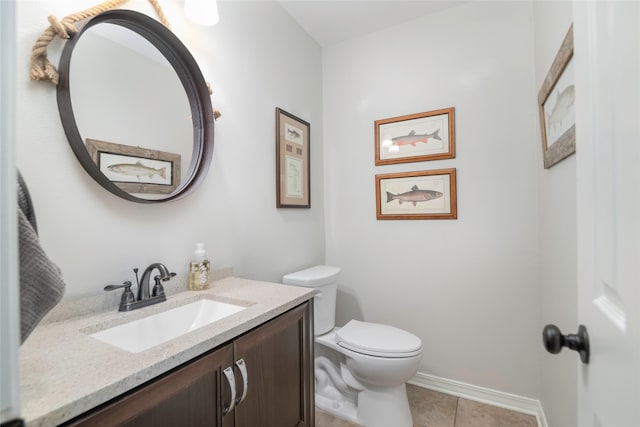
left=282, top=265, right=340, bottom=335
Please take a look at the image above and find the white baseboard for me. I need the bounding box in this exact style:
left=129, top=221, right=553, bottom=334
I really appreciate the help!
left=408, top=372, right=548, bottom=427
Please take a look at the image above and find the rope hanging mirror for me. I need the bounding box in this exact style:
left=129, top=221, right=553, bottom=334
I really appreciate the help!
left=30, top=1, right=220, bottom=203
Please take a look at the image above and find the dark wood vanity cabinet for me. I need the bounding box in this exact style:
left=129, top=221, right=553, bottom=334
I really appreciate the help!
left=66, top=344, right=234, bottom=427
left=234, top=302, right=314, bottom=427
left=66, top=301, right=314, bottom=427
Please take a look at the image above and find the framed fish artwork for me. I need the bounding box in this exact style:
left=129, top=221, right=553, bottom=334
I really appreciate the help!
left=538, top=24, right=575, bottom=169
left=374, top=107, right=455, bottom=165
left=276, top=108, right=311, bottom=208
left=375, top=169, right=457, bottom=220
left=86, top=139, right=181, bottom=195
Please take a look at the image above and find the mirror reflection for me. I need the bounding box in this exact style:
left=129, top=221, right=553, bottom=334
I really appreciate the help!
left=69, top=24, right=193, bottom=200
left=57, top=9, right=214, bottom=203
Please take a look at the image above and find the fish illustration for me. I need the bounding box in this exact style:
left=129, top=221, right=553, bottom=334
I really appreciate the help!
left=546, top=84, right=575, bottom=133
left=391, top=129, right=441, bottom=147
left=107, top=161, right=167, bottom=180
left=386, top=185, right=443, bottom=206
left=288, top=128, right=301, bottom=138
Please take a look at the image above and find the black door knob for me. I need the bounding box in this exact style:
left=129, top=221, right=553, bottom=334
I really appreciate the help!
left=542, top=324, right=590, bottom=364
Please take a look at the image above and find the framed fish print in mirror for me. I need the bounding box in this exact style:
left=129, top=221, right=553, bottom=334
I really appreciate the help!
left=375, top=108, right=455, bottom=165
left=376, top=169, right=457, bottom=220
left=538, top=24, right=575, bottom=169
left=276, top=108, right=311, bottom=208
left=86, top=139, right=181, bottom=196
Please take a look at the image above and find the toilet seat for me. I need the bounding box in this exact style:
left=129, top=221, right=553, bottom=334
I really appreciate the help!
left=335, top=320, right=422, bottom=358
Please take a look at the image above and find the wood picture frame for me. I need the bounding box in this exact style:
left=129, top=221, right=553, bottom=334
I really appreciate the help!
left=376, top=168, right=457, bottom=220
left=276, top=108, right=310, bottom=208
left=538, top=24, right=575, bottom=169
left=86, top=138, right=181, bottom=195
left=375, top=108, right=455, bottom=165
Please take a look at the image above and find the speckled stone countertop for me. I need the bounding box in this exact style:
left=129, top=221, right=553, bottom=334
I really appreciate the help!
left=19, top=268, right=314, bottom=427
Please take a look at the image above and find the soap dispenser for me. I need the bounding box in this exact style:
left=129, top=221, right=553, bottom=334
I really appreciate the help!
left=188, top=243, right=211, bottom=291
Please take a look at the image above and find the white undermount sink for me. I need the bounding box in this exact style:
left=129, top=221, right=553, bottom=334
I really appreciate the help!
left=90, top=299, right=247, bottom=353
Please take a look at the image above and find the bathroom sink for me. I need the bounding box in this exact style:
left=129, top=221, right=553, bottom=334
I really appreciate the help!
left=90, top=299, right=247, bottom=353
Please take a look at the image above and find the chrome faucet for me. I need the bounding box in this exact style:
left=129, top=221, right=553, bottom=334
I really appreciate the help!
left=105, top=263, right=175, bottom=312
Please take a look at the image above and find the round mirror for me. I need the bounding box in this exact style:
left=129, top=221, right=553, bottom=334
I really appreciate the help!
left=57, top=10, right=214, bottom=203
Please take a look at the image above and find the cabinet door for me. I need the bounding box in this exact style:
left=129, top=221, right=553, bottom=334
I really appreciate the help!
left=233, top=302, right=314, bottom=427
left=66, top=343, right=235, bottom=427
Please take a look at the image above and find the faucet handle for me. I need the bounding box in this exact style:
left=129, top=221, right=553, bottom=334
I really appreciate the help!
left=152, top=276, right=166, bottom=298
left=160, top=271, right=177, bottom=282
left=104, top=281, right=132, bottom=291
left=105, top=281, right=136, bottom=308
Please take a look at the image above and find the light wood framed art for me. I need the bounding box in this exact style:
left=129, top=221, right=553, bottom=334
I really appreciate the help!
left=376, top=168, right=457, bottom=220
left=375, top=108, right=455, bottom=165
left=86, top=138, right=180, bottom=195
left=538, top=24, right=575, bottom=169
left=276, top=108, right=310, bottom=208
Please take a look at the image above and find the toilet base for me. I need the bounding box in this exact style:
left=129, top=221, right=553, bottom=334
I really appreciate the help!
left=315, top=393, right=359, bottom=424
left=356, top=384, right=413, bottom=427
left=315, top=381, right=413, bottom=427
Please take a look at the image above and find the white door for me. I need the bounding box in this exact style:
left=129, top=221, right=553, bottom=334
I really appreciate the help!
left=0, top=0, right=21, bottom=424
left=574, top=1, right=640, bottom=426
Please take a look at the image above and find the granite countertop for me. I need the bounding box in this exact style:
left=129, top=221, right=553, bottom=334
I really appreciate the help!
left=19, top=269, right=315, bottom=427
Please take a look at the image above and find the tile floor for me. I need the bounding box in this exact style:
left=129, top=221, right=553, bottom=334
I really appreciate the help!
left=315, top=384, right=538, bottom=427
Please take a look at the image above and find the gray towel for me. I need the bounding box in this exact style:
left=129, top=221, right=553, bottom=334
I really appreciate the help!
left=18, top=171, right=65, bottom=343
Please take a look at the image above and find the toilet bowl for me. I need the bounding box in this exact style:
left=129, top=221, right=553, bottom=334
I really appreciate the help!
left=282, top=265, right=423, bottom=427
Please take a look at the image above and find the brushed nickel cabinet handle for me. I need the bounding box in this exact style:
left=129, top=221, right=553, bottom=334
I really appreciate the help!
left=235, top=358, right=248, bottom=405
left=222, top=366, right=236, bottom=415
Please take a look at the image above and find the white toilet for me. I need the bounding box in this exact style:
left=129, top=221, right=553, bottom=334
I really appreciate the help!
left=282, top=265, right=422, bottom=427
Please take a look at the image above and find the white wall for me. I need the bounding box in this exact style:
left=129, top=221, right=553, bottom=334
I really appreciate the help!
left=323, top=1, right=541, bottom=398
left=533, top=2, right=577, bottom=426
left=16, top=0, right=325, bottom=297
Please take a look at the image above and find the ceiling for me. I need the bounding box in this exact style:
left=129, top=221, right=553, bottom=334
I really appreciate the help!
left=277, top=1, right=468, bottom=47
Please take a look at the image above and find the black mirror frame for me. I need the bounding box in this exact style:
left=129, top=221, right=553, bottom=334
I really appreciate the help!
left=57, top=9, right=214, bottom=203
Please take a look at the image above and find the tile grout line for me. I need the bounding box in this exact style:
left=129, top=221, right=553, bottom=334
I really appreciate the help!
left=452, top=397, right=459, bottom=427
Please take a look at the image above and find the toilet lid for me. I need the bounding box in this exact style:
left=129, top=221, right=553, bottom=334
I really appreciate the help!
left=335, top=320, right=422, bottom=358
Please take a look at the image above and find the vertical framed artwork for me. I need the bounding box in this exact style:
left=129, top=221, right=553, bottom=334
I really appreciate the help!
left=375, top=107, right=455, bottom=165
left=376, top=169, right=457, bottom=220
left=538, top=24, right=575, bottom=169
left=276, top=108, right=310, bottom=207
